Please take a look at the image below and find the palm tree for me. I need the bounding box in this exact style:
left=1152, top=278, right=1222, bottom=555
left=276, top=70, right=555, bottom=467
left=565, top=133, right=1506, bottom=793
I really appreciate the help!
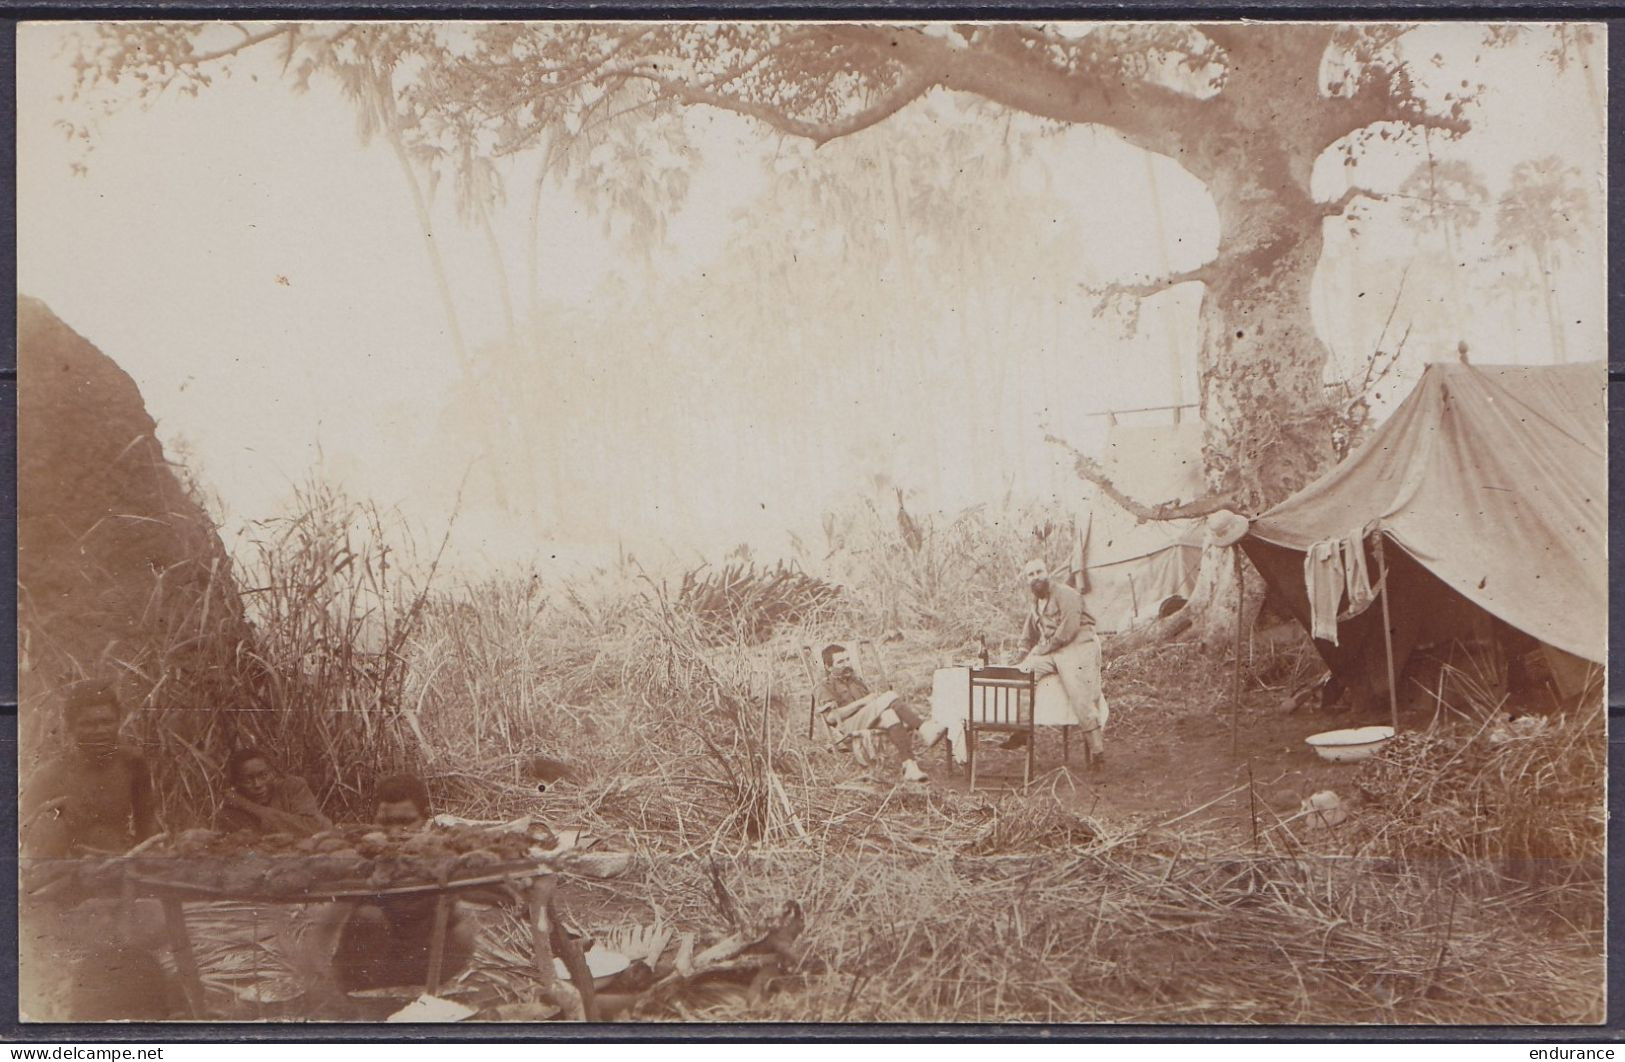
left=1397, top=157, right=1488, bottom=347
left=1494, top=157, right=1591, bottom=362
left=1400, top=158, right=1488, bottom=263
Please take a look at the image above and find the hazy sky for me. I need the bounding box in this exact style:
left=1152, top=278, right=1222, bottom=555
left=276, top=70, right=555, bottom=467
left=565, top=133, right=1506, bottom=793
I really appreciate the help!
left=17, top=22, right=1606, bottom=580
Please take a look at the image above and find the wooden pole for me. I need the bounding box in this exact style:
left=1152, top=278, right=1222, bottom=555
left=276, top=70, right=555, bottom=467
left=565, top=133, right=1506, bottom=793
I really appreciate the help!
left=1374, top=534, right=1401, bottom=733
left=529, top=876, right=588, bottom=1026
left=803, top=646, right=816, bottom=740
left=424, top=892, right=451, bottom=996
left=160, top=897, right=206, bottom=1019
left=550, top=898, right=600, bottom=1021
left=1025, top=670, right=1036, bottom=787
left=1231, top=548, right=1244, bottom=760
left=529, top=876, right=559, bottom=988
left=1084, top=401, right=1199, bottom=419
left=1143, top=151, right=1186, bottom=420
left=761, top=669, right=771, bottom=755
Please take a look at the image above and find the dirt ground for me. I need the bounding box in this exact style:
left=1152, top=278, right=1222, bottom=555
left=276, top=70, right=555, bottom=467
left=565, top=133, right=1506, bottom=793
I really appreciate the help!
left=514, top=677, right=1357, bottom=970
left=518, top=666, right=1604, bottom=1025
left=929, top=693, right=1365, bottom=830
left=36, top=630, right=1586, bottom=1025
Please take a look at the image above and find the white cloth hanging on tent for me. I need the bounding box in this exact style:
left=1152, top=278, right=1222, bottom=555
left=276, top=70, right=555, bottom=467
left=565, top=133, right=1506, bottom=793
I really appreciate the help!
left=1306, top=528, right=1382, bottom=646
left=1340, top=529, right=1376, bottom=618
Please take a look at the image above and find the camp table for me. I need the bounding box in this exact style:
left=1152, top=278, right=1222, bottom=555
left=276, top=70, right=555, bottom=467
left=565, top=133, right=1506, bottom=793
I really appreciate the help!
left=46, top=859, right=596, bottom=1020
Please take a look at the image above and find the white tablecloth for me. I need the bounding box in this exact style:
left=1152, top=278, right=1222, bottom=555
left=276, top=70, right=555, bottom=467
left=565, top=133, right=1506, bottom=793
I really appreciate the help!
left=929, top=666, right=1077, bottom=727
left=928, top=666, right=1106, bottom=764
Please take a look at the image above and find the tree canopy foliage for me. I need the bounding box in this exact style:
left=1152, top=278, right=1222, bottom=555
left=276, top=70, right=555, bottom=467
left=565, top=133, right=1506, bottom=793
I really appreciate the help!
left=71, top=21, right=1585, bottom=514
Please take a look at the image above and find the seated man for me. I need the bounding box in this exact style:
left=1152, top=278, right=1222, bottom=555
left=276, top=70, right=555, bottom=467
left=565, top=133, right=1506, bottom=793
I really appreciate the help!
left=814, top=643, right=946, bottom=783
left=216, top=747, right=332, bottom=837
left=306, top=775, right=483, bottom=1003
left=20, top=680, right=172, bottom=1020
left=21, top=680, right=157, bottom=858
left=1016, top=559, right=1106, bottom=763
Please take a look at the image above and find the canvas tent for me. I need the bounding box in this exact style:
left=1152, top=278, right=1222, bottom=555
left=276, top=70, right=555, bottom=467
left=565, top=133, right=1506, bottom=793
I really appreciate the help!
left=1242, top=361, right=1605, bottom=708
left=1074, top=420, right=1207, bottom=633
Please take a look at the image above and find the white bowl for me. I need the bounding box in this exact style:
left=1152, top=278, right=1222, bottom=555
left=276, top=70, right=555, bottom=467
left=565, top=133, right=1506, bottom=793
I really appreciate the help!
left=1305, top=725, right=1395, bottom=763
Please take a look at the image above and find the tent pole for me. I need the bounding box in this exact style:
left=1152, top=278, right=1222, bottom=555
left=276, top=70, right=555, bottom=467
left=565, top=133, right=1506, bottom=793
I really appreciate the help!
left=1231, top=548, right=1244, bottom=760
left=1374, top=534, right=1400, bottom=733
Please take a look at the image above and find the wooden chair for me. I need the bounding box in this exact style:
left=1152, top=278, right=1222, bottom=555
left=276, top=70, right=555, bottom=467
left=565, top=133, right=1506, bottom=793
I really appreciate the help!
left=966, top=665, right=1037, bottom=791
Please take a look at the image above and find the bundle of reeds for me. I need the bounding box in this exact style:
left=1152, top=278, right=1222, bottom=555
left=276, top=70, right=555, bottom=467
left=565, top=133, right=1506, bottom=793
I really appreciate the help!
left=676, top=561, right=841, bottom=646
left=481, top=811, right=1600, bottom=1024
left=1353, top=706, right=1605, bottom=873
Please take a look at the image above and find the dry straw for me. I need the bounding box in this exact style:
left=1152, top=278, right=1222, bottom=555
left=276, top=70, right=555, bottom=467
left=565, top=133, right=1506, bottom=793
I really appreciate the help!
left=22, top=482, right=1604, bottom=1023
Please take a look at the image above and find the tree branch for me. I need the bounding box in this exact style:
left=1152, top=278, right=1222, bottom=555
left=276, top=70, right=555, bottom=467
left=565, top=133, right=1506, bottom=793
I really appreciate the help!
left=888, top=25, right=1211, bottom=159
left=1045, top=434, right=1240, bottom=522
left=1319, top=186, right=1390, bottom=217
left=624, top=23, right=1215, bottom=159
left=1083, top=261, right=1217, bottom=300
left=1317, top=67, right=1471, bottom=151
left=628, top=62, right=938, bottom=146
left=180, top=25, right=301, bottom=68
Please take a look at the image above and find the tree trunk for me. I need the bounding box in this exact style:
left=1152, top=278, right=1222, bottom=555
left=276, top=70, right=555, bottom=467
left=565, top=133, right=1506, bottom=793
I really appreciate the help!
left=1187, top=545, right=1266, bottom=653
left=1113, top=166, right=1328, bottom=655
left=1099, top=37, right=1336, bottom=656
left=481, top=207, right=520, bottom=350
left=520, top=136, right=577, bottom=537
left=1175, top=29, right=1340, bottom=515
left=1189, top=159, right=1335, bottom=514
left=372, top=71, right=513, bottom=514
left=526, top=134, right=558, bottom=332
left=1534, top=247, right=1567, bottom=363
left=1108, top=546, right=1265, bottom=659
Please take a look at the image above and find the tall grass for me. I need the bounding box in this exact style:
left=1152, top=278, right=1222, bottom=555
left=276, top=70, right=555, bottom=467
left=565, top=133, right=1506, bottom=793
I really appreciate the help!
left=22, top=547, right=255, bottom=830
left=810, top=495, right=1075, bottom=647
left=54, top=486, right=1078, bottom=833
left=1353, top=690, right=1606, bottom=877
left=223, top=482, right=452, bottom=818
left=22, top=471, right=1604, bottom=1023
left=30, top=481, right=453, bottom=826
left=675, top=561, right=842, bottom=646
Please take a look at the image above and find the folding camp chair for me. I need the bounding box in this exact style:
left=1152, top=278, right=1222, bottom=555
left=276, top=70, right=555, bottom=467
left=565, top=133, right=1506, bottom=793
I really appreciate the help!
left=965, top=665, right=1037, bottom=791
left=801, top=639, right=891, bottom=760
left=799, top=644, right=827, bottom=741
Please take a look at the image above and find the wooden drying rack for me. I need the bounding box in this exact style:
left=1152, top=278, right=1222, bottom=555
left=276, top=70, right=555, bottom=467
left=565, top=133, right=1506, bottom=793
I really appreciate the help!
left=78, top=862, right=598, bottom=1020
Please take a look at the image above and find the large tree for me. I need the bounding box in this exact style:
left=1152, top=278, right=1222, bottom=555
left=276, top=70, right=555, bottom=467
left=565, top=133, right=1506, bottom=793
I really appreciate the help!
left=553, top=22, right=1473, bottom=511
left=74, top=21, right=1480, bottom=512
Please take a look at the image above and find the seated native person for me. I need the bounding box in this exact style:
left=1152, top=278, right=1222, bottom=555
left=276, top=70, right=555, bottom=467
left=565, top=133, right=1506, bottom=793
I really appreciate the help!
left=21, top=680, right=157, bottom=859
left=314, top=775, right=482, bottom=999
left=814, top=643, right=947, bottom=783
left=19, top=681, right=173, bottom=1020
left=216, top=747, right=332, bottom=838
